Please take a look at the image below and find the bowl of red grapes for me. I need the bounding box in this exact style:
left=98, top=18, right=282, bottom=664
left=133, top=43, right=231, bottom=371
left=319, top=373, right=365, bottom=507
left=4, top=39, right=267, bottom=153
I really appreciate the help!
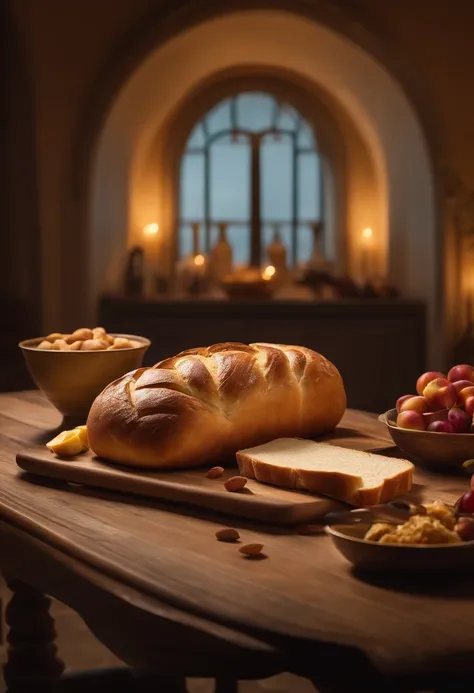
left=380, top=364, right=474, bottom=466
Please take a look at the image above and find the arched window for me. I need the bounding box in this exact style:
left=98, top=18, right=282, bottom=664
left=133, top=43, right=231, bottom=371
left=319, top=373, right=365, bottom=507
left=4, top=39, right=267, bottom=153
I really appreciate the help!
left=179, top=92, right=323, bottom=267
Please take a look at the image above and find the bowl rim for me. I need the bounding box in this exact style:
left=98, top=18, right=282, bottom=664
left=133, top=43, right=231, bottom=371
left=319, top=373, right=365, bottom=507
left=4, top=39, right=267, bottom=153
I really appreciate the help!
left=379, top=408, right=474, bottom=439
left=325, top=522, right=474, bottom=549
left=19, top=333, right=151, bottom=352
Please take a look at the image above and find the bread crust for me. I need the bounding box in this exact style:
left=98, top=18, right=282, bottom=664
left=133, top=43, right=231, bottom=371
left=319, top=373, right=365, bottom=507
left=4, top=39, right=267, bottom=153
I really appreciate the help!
left=236, top=441, right=414, bottom=507
left=86, top=342, right=346, bottom=468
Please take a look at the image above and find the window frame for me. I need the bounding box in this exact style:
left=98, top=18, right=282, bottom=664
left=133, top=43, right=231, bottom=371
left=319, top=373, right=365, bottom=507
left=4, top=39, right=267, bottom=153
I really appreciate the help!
left=178, top=92, right=324, bottom=267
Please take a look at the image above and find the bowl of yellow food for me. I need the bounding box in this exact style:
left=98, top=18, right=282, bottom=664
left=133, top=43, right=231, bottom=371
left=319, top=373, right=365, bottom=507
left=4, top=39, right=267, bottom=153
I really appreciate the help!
left=19, top=327, right=150, bottom=421
left=325, top=500, right=474, bottom=573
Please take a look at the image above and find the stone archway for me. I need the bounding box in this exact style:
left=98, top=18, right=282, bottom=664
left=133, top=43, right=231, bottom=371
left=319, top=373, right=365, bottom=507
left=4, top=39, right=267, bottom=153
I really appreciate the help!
left=65, top=3, right=442, bottom=362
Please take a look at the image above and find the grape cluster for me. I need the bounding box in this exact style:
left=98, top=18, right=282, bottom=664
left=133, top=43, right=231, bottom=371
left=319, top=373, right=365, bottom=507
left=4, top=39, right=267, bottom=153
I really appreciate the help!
left=395, top=364, right=474, bottom=433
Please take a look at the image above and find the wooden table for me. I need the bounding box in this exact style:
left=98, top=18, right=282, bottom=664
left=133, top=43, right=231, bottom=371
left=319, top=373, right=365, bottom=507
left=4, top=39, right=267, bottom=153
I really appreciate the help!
left=0, top=391, right=473, bottom=693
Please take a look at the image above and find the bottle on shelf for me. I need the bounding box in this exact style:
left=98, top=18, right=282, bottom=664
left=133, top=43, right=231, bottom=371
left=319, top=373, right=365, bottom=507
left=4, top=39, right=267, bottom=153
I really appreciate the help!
left=307, top=222, right=331, bottom=271
left=176, top=221, right=209, bottom=296
left=210, top=222, right=233, bottom=283
left=304, top=222, right=335, bottom=298
left=266, top=224, right=288, bottom=288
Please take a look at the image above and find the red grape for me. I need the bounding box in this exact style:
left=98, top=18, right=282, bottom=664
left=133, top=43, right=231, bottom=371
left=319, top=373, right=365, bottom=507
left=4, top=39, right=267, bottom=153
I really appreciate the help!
left=448, top=407, right=471, bottom=432
left=427, top=420, right=455, bottom=433
left=456, top=490, right=474, bottom=513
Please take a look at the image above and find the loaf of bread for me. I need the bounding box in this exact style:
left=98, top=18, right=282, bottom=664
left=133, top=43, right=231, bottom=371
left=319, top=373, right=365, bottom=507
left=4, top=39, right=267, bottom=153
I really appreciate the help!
left=236, top=438, right=414, bottom=506
left=87, top=342, right=346, bottom=468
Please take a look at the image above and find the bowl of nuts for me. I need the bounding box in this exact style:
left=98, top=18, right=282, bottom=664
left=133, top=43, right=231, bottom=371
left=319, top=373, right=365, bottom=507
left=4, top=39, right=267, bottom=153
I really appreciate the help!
left=19, top=327, right=150, bottom=421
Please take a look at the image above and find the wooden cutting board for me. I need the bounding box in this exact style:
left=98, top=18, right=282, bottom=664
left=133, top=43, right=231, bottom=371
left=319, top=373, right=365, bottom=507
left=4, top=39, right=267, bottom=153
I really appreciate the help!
left=15, top=445, right=353, bottom=525
left=15, top=421, right=396, bottom=525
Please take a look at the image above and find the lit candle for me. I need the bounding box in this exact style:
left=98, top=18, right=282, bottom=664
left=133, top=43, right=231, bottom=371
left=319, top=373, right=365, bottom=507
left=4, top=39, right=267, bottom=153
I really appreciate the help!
left=360, top=227, right=373, bottom=283
left=143, top=222, right=159, bottom=237
left=262, top=265, right=276, bottom=281
left=189, top=253, right=207, bottom=294
left=193, top=254, right=206, bottom=281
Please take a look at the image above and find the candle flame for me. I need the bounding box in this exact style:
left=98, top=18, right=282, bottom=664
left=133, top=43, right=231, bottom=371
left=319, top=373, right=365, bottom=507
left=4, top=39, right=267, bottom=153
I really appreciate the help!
left=143, top=223, right=159, bottom=236
left=362, top=227, right=373, bottom=239
left=194, top=254, right=205, bottom=267
left=262, top=265, right=276, bottom=280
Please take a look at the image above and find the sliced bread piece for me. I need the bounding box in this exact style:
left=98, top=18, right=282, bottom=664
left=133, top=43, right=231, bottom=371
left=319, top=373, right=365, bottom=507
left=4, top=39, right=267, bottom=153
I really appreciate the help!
left=236, top=438, right=414, bottom=507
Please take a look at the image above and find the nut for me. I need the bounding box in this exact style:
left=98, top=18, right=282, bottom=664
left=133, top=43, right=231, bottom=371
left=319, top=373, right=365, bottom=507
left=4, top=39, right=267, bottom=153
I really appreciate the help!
left=206, top=466, right=225, bottom=479
left=35, top=327, right=138, bottom=351
left=224, top=476, right=248, bottom=492
left=53, top=339, right=71, bottom=350
left=71, top=328, right=93, bottom=341
left=64, top=334, right=78, bottom=344
left=81, top=339, right=105, bottom=351
left=216, top=528, right=240, bottom=542
left=239, top=543, right=264, bottom=557
left=110, top=337, right=133, bottom=349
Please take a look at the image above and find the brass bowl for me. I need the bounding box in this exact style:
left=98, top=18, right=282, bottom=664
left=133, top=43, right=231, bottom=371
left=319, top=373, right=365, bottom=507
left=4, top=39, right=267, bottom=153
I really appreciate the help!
left=19, top=334, right=150, bottom=421
left=326, top=523, right=474, bottom=573
left=379, top=408, right=474, bottom=468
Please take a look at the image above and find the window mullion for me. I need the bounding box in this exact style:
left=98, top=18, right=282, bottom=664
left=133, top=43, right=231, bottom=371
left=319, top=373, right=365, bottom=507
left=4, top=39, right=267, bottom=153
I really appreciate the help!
left=204, top=146, right=211, bottom=253
left=250, top=133, right=261, bottom=267
left=292, top=133, right=298, bottom=267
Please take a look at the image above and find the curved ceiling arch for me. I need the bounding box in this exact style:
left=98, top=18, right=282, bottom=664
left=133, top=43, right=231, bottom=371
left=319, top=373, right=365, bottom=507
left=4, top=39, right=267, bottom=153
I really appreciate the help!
left=86, top=7, right=440, bottom=361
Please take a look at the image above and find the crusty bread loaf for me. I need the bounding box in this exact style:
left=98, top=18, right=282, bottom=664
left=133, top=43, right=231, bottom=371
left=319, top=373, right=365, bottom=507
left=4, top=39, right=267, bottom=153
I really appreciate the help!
left=87, top=342, right=346, bottom=468
left=236, top=438, right=414, bottom=506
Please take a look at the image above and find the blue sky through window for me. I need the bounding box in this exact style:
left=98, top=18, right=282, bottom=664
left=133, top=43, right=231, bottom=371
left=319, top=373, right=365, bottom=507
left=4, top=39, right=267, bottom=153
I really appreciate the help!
left=179, top=92, right=322, bottom=265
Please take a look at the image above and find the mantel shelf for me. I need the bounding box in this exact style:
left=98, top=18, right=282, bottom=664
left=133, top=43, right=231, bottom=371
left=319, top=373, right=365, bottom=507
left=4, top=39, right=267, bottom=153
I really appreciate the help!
left=99, top=294, right=426, bottom=415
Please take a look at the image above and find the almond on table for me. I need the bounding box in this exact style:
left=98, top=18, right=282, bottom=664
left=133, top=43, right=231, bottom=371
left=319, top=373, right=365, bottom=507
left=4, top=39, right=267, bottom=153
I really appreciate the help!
left=239, top=543, right=264, bottom=557
left=215, top=528, right=240, bottom=542
left=224, top=476, right=248, bottom=492
left=206, top=466, right=225, bottom=479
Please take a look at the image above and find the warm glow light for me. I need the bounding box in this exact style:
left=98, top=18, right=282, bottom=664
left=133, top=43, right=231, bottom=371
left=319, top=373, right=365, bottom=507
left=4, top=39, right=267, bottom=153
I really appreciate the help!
left=143, top=223, right=159, bottom=236
left=194, top=254, right=205, bottom=266
left=362, top=227, right=373, bottom=240
left=262, top=265, right=276, bottom=281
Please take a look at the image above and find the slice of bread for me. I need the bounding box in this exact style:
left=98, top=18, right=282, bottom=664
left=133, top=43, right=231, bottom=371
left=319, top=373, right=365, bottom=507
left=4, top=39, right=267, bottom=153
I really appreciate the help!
left=236, top=438, right=414, bottom=507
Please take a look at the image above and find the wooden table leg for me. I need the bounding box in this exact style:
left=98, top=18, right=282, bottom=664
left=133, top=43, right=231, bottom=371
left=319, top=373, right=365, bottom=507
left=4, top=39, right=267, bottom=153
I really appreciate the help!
left=3, top=578, right=65, bottom=692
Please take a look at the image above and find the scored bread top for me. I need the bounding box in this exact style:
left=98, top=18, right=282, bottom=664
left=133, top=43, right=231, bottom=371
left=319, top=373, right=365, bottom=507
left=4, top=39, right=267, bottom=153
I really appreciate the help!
left=87, top=342, right=347, bottom=468
left=236, top=438, right=414, bottom=507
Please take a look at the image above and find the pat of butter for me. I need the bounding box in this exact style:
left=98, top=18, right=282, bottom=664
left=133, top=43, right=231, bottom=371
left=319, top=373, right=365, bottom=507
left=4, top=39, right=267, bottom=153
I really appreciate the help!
left=74, top=424, right=89, bottom=449
left=46, top=429, right=87, bottom=456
